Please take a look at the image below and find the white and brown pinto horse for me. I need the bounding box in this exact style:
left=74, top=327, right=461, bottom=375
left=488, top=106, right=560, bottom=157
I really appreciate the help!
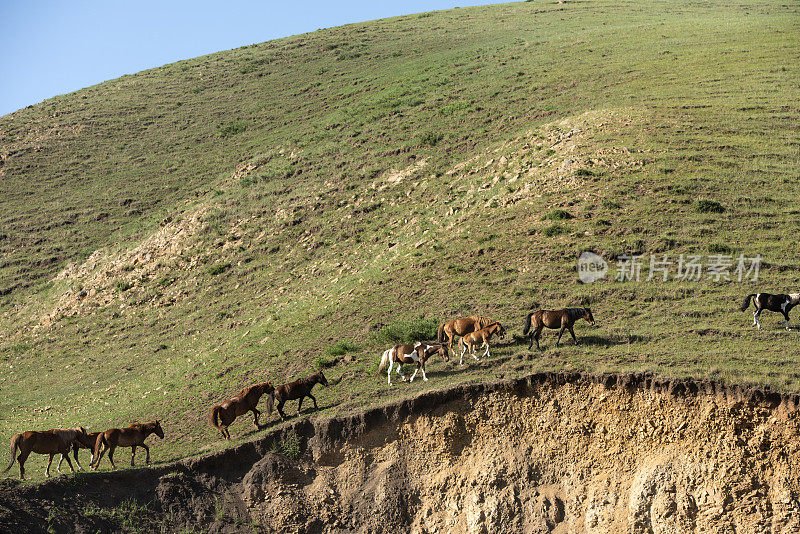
left=458, top=322, right=506, bottom=364
left=3, top=427, right=88, bottom=479
left=741, top=293, right=800, bottom=330
left=378, top=342, right=449, bottom=385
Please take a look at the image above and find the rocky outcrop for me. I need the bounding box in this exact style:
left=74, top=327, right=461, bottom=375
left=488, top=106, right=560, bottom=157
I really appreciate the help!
left=2, top=372, right=800, bottom=532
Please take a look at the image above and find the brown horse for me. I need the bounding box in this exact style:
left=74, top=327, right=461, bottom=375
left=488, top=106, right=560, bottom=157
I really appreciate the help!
left=268, top=371, right=328, bottom=421
left=438, top=315, right=496, bottom=351
left=458, top=322, right=506, bottom=364
left=61, top=430, right=101, bottom=472
left=378, top=342, right=449, bottom=385
left=209, top=381, right=275, bottom=440
left=3, top=427, right=88, bottom=479
left=523, top=308, right=596, bottom=350
left=91, top=420, right=164, bottom=470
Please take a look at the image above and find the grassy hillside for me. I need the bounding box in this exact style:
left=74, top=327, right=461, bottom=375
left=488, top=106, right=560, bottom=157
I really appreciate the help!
left=1, top=0, right=799, bottom=478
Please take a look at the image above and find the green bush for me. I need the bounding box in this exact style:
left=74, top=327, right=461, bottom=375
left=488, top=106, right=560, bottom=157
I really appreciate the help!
left=542, top=209, right=574, bottom=221
left=217, top=121, right=248, bottom=138
left=696, top=200, right=725, bottom=213
left=418, top=131, right=444, bottom=147
left=115, top=281, right=133, bottom=292
left=372, top=318, right=438, bottom=345
left=324, top=340, right=358, bottom=357
left=543, top=224, right=568, bottom=237
left=206, top=262, right=231, bottom=276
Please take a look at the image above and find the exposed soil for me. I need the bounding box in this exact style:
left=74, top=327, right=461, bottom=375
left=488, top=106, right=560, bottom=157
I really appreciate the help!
left=2, top=372, right=800, bottom=533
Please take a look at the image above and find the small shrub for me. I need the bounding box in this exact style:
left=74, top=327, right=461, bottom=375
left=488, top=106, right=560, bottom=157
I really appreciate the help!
left=372, top=318, right=438, bottom=345
left=543, top=224, right=568, bottom=237
left=602, top=199, right=620, bottom=210
left=217, top=121, right=248, bottom=138
left=418, top=131, right=444, bottom=147
left=115, top=281, right=133, bottom=292
left=206, top=262, right=231, bottom=276
left=270, top=430, right=301, bottom=460
left=544, top=148, right=556, bottom=157
left=542, top=209, right=574, bottom=221
left=696, top=200, right=725, bottom=213
left=325, top=340, right=358, bottom=357
left=708, top=243, right=733, bottom=254
left=314, top=355, right=335, bottom=369
left=575, top=168, right=595, bottom=177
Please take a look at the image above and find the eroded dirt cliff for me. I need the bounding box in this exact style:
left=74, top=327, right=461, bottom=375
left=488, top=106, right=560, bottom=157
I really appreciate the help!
left=3, top=373, right=800, bottom=533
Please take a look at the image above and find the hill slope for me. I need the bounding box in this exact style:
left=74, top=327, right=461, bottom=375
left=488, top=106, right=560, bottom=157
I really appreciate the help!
left=1, top=0, right=800, bottom=474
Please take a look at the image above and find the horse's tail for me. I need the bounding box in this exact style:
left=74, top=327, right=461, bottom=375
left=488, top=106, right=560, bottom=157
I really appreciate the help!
left=523, top=313, right=534, bottom=336
left=378, top=348, right=392, bottom=373
left=437, top=322, right=445, bottom=343
left=209, top=406, right=223, bottom=431
left=92, top=433, right=107, bottom=467
left=3, top=434, right=21, bottom=473
left=740, top=294, right=756, bottom=312
left=266, top=391, right=275, bottom=416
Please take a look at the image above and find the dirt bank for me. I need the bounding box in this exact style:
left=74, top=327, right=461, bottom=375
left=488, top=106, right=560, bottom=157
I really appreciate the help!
left=2, top=372, right=800, bottom=533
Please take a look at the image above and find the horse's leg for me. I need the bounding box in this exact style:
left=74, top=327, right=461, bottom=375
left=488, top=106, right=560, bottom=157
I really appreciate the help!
left=46, top=454, right=54, bottom=477
left=131, top=445, right=136, bottom=466
left=309, top=393, right=318, bottom=410
left=252, top=407, right=261, bottom=428
left=142, top=444, right=150, bottom=465
left=18, top=451, right=29, bottom=480
left=482, top=339, right=490, bottom=358
left=387, top=359, right=393, bottom=386
left=569, top=326, right=578, bottom=345
left=420, top=360, right=428, bottom=381
left=783, top=310, right=791, bottom=330
left=534, top=326, right=543, bottom=351
left=754, top=309, right=762, bottom=329
left=73, top=444, right=84, bottom=471
left=556, top=326, right=566, bottom=347
left=57, top=454, right=65, bottom=473
left=410, top=363, right=419, bottom=382
left=61, top=451, right=75, bottom=473
left=108, top=447, right=117, bottom=470
left=297, top=396, right=304, bottom=414
left=277, top=400, right=287, bottom=421
left=397, top=363, right=406, bottom=382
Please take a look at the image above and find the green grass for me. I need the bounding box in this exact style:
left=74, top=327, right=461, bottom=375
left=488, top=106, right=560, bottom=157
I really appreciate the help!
left=1, top=0, right=799, bottom=479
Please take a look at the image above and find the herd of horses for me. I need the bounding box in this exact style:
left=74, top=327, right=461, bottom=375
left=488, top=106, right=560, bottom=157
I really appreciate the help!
left=4, top=292, right=795, bottom=480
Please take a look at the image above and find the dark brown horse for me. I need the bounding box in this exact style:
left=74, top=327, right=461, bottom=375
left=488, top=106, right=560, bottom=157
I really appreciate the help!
left=458, top=322, right=506, bottom=364
left=523, top=308, right=596, bottom=350
left=741, top=293, right=800, bottom=330
left=3, top=427, right=88, bottom=479
left=437, top=315, right=496, bottom=351
left=62, top=430, right=101, bottom=472
left=378, top=342, right=449, bottom=385
left=268, top=371, right=328, bottom=421
left=209, top=381, right=275, bottom=440
left=91, top=420, right=164, bottom=470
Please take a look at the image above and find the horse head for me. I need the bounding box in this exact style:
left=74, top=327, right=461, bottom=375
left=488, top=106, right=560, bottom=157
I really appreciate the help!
left=583, top=307, right=596, bottom=325
left=317, top=370, right=329, bottom=387
left=152, top=420, right=165, bottom=439
left=438, top=343, right=450, bottom=362
left=494, top=322, right=506, bottom=339
left=260, top=381, right=275, bottom=395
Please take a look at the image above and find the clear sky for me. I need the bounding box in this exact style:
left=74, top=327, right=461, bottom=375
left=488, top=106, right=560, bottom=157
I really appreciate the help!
left=0, top=0, right=502, bottom=118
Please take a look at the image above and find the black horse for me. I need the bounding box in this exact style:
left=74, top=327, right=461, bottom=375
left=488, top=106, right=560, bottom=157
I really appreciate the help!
left=740, top=293, right=800, bottom=330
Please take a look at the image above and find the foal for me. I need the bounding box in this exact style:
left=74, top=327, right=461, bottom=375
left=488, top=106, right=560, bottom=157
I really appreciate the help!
left=268, top=371, right=328, bottom=422
left=458, top=322, right=506, bottom=364
left=209, top=381, right=275, bottom=439
left=437, top=315, right=495, bottom=351
left=91, top=420, right=164, bottom=470
left=523, top=307, right=595, bottom=350
left=3, top=427, right=88, bottom=479
left=741, top=293, right=800, bottom=330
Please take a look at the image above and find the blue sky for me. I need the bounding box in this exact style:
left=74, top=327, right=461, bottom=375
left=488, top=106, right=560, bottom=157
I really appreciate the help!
left=0, top=0, right=501, bottom=117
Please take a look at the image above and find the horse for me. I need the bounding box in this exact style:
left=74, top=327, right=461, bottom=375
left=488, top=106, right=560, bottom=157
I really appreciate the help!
left=523, top=307, right=596, bottom=350
left=267, top=371, right=328, bottom=422
left=3, top=427, right=88, bottom=480
left=741, top=293, right=800, bottom=330
left=91, top=420, right=164, bottom=470
left=209, top=381, right=275, bottom=440
left=437, top=315, right=497, bottom=351
left=60, top=430, right=101, bottom=472
left=458, top=322, right=506, bottom=364
left=378, top=342, right=449, bottom=385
